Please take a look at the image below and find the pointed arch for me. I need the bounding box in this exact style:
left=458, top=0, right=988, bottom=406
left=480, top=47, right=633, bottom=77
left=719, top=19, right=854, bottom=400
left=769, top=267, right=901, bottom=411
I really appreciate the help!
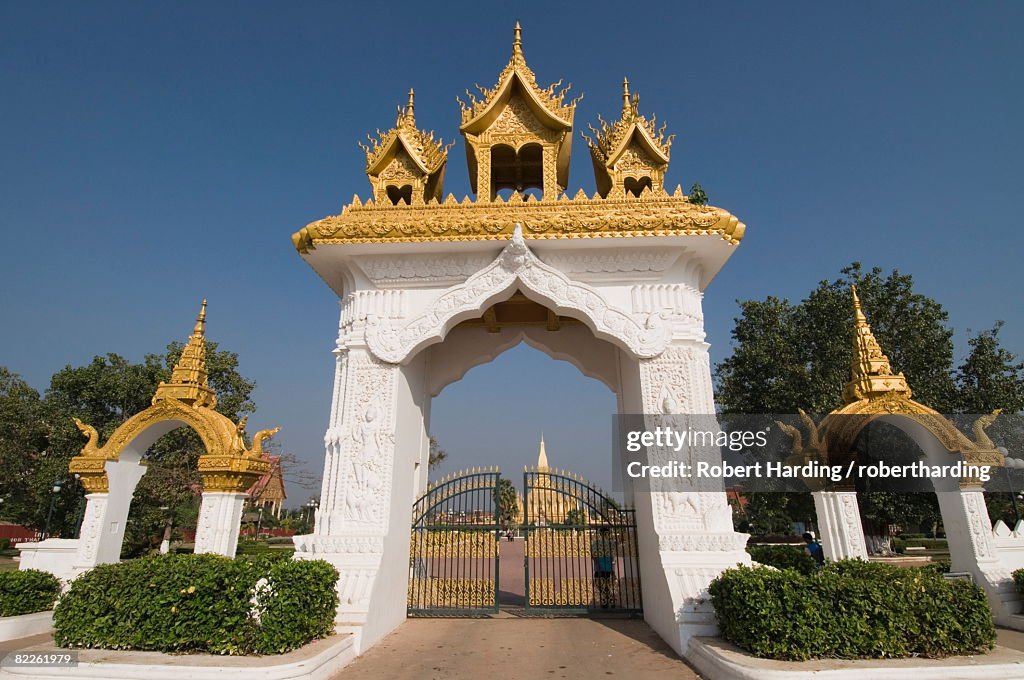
left=364, top=226, right=669, bottom=364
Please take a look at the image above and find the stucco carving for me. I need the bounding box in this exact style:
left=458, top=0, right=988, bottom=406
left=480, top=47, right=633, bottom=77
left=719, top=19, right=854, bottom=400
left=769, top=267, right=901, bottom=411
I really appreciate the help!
left=365, top=225, right=669, bottom=363
left=356, top=254, right=493, bottom=287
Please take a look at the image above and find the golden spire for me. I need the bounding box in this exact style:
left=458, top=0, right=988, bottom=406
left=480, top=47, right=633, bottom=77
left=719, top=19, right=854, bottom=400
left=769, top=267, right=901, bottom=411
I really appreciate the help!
left=403, top=88, right=415, bottom=127
left=622, top=77, right=631, bottom=117
left=537, top=433, right=549, bottom=470
left=512, top=21, right=523, bottom=61
left=842, top=286, right=911, bottom=403
left=154, top=299, right=218, bottom=408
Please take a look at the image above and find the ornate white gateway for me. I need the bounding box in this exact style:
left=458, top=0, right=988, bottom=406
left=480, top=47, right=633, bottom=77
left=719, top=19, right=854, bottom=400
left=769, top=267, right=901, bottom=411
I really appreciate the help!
left=290, top=24, right=750, bottom=657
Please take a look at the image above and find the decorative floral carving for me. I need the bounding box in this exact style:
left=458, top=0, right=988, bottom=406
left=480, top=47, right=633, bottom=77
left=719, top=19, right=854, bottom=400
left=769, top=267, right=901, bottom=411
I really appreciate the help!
left=659, top=533, right=749, bottom=552
left=356, top=254, right=493, bottom=285
left=293, top=193, right=743, bottom=250
left=364, top=225, right=669, bottom=362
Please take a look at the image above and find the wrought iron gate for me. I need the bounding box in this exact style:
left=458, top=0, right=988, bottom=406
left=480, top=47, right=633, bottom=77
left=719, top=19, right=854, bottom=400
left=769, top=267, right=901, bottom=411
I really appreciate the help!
left=408, top=468, right=500, bottom=616
left=523, top=468, right=642, bottom=614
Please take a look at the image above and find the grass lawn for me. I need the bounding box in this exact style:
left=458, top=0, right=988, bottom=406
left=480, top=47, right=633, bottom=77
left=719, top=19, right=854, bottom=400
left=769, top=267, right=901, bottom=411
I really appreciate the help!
left=0, top=557, right=18, bottom=572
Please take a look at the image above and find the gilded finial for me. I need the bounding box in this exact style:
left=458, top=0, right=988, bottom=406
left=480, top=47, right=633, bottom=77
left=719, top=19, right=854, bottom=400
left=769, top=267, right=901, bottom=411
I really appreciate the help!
left=194, top=298, right=207, bottom=333
left=405, top=88, right=415, bottom=125
left=513, top=21, right=523, bottom=58
left=842, top=285, right=911, bottom=403
left=153, top=299, right=217, bottom=408
left=851, top=285, right=865, bottom=321
left=622, top=77, right=631, bottom=116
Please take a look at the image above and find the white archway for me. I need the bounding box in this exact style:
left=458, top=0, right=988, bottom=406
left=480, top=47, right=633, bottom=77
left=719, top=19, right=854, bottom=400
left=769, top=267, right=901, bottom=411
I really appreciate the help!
left=365, top=226, right=669, bottom=364
left=293, top=228, right=750, bottom=658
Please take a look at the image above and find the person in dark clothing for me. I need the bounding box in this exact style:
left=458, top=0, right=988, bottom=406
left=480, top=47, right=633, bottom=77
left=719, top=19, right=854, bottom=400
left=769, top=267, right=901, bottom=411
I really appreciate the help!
left=803, top=532, right=825, bottom=568
left=592, top=527, right=617, bottom=607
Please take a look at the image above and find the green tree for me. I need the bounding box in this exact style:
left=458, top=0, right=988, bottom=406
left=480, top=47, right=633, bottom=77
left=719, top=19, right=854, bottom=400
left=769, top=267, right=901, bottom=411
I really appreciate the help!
left=954, top=323, right=1024, bottom=525
left=494, top=478, right=519, bottom=530
left=955, top=322, right=1024, bottom=414
left=689, top=182, right=708, bottom=206
left=0, top=368, right=49, bottom=525
left=428, top=436, right=447, bottom=470
left=5, top=342, right=256, bottom=554
left=716, top=263, right=956, bottom=414
left=714, top=263, right=1019, bottom=546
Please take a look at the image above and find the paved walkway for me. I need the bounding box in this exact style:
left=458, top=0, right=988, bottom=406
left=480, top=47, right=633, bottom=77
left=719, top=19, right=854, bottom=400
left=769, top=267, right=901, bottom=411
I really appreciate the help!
left=332, top=618, right=701, bottom=680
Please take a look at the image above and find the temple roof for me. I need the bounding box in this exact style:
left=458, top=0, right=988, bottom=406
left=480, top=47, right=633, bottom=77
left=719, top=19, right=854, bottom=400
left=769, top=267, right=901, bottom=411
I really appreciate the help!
left=585, top=78, right=673, bottom=169
left=360, top=89, right=450, bottom=177
left=458, top=22, right=577, bottom=135
left=248, top=455, right=286, bottom=503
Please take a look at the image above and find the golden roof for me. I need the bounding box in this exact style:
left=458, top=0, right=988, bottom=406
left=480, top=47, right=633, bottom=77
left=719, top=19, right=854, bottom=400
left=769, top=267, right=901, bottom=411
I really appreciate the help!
left=292, top=188, right=744, bottom=250
left=585, top=78, right=673, bottom=169
left=153, top=299, right=217, bottom=408
left=458, top=22, right=577, bottom=134
left=290, top=23, right=745, bottom=250
left=841, top=286, right=912, bottom=403
left=360, top=89, right=451, bottom=177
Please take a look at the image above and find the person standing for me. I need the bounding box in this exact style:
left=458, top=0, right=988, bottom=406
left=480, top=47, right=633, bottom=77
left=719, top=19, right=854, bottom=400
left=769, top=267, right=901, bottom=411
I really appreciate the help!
left=803, top=532, right=825, bottom=569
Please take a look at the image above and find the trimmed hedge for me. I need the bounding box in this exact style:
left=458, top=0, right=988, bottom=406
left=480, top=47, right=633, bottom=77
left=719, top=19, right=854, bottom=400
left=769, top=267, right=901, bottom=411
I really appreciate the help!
left=893, top=537, right=949, bottom=553
left=748, top=545, right=817, bottom=575
left=54, top=553, right=338, bottom=655
left=0, top=569, right=62, bottom=617
left=709, top=561, right=995, bottom=660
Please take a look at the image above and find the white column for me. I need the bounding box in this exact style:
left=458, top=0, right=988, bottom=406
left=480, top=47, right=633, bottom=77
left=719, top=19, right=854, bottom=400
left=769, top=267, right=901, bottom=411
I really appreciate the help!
left=193, top=492, right=248, bottom=557
left=70, top=458, right=147, bottom=577
left=941, top=487, right=1021, bottom=623
left=812, top=489, right=868, bottom=560
left=620, top=343, right=751, bottom=657
left=292, top=341, right=423, bottom=655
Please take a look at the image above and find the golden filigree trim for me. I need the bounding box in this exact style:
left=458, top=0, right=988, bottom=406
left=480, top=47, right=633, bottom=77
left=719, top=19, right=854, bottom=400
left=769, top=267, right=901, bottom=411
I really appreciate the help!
left=292, top=191, right=744, bottom=251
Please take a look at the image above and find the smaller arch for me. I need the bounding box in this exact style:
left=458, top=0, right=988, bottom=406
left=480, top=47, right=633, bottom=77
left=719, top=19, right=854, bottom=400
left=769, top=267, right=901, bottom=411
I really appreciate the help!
left=70, top=397, right=274, bottom=501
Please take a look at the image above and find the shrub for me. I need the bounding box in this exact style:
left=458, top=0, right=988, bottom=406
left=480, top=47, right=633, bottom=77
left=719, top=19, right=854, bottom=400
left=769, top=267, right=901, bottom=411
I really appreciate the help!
left=0, top=538, right=10, bottom=551
left=748, top=545, right=816, bottom=575
left=1013, top=568, right=1024, bottom=596
left=920, top=559, right=952, bottom=576
left=709, top=561, right=995, bottom=660
left=251, top=559, right=339, bottom=654
left=0, top=569, right=62, bottom=617
left=894, top=537, right=949, bottom=552
left=54, top=553, right=338, bottom=655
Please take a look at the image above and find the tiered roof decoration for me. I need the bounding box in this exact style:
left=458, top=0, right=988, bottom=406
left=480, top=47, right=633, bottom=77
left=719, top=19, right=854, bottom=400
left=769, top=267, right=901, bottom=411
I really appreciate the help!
left=359, top=89, right=451, bottom=205
left=841, top=286, right=912, bottom=403
left=291, top=23, right=745, bottom=251
left=153, top=299, right=217, bottom=408
left=584, top=77, right=674, bottom=198
left=458, top=22, right=579, bottom=198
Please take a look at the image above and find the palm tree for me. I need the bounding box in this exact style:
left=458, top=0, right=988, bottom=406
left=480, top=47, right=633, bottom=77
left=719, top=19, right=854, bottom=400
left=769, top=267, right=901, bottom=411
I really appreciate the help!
left=494, top=478, right=519, bottom=531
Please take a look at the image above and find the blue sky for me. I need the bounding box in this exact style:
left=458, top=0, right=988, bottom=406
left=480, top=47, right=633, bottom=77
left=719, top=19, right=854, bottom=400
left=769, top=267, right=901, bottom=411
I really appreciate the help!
left=1, top=1, right=1021, bottom=503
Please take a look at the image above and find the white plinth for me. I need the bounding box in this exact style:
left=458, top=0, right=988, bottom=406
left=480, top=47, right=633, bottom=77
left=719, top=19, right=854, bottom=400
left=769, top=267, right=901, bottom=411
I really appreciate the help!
left=0, top=611, right=54, bottom=643
left=686, top=636, right=1024, bottom=679
left=16, top=539, right=79, bottom=582
left=0, top=634, right=355, bottom=680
